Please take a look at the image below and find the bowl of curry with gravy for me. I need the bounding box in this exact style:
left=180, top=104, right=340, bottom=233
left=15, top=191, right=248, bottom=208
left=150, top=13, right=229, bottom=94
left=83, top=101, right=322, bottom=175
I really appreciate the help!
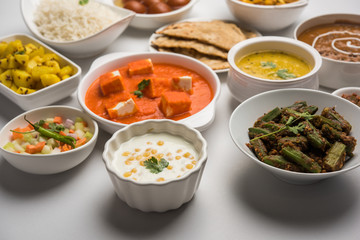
left=227, top=36, right=322, bottom=102
left=77, top=52, right=220, bottom=133
left=295, top=13, right=360, bottom=89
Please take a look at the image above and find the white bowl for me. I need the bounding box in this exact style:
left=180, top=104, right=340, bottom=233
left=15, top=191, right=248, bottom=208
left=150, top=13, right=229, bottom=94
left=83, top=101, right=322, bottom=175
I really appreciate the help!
left=332, top=87, right=360, bottom=107
left=294, top=13, right=360, bottom=89
left=229, top=88, right=360, bottom=185
left=227, top=36, right=322, bottom=102
left=102, top=119, right=207, bottom=212
left=21, top=0, right=135, bottom=58
left=77, top=52, right=221, bottom=134
left=0, top=106, right=99, bottom=174
left=225, top=0, right=308, bottom=32
left=0, top=33, right=81, bottom=111
left=120, top=0, right=198, bottom=30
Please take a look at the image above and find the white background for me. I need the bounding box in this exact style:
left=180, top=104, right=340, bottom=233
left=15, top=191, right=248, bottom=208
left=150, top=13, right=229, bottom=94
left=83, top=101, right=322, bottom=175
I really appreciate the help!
left=1, top=0, right=360, bottom=239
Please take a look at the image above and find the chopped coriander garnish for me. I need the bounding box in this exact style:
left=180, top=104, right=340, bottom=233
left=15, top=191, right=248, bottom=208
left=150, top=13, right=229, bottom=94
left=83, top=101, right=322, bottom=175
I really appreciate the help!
left=261, top=61, right=276, bottom=69
left=144, top=156, right=169, bottom=174
left=79, top=0, right=89, bottom=5
left=132, top=79, right=150, bottom=98
left=276, top=69, right=296, bottom=80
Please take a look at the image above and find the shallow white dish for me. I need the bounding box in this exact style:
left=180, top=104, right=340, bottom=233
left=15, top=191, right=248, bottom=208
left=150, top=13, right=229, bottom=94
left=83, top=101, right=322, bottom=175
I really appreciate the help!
left=294, top=13, right=360, bottom=89
left=78, top=52, right=221, bottom=134
left=149, top=18, right=262, bottom=74
left=102, top=119, right=207, bottom=212
left=0, top=33, right=81, bottom=111
left=114, top=0, right=198, bottom=30
left=225, top=0, right=308, bottom=32
left=229, top=88, right=360, bottom=185
left=0, top=106, right=98, bottom=174
left=227, top=36, right=322, bottom=102
left=332, top=87, right=360, bottom=107
left=21, top=0, right=135, bottom=58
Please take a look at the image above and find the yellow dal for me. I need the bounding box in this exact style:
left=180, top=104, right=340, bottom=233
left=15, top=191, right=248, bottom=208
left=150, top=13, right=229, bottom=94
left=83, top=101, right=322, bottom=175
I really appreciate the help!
left=236, top=51, right=312, bottom=80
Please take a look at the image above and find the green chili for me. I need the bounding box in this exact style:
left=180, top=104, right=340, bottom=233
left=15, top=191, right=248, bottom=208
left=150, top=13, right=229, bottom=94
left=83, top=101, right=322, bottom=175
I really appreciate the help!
left=23, top=115, right=76, bottom=149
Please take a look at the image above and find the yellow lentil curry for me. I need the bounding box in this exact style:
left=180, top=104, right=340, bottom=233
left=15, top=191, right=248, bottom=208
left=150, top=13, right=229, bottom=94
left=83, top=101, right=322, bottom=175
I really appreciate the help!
left=236, top=51, right=311, bottom=80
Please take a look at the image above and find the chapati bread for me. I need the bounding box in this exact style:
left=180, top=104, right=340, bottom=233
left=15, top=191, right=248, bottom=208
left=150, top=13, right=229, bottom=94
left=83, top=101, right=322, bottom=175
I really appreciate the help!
left=158, top=47, right=230, bottom=70
left=156, top=20, right=246, bottom=51
left=152, top=36, right=228, bottom=59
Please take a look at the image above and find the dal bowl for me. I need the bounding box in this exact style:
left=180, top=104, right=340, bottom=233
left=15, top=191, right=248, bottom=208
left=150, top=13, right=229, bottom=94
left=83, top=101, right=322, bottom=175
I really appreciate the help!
left=102, top=119, right=208, bottom=212
left=0, top=106, right=98, bottom=174
left=229, top=88, right=360, bottom=184
left=294, top=13, right=360, bottom=89
left=77, top=52, right=220, bottom=134
left=227, top=36, right=322, bottom=102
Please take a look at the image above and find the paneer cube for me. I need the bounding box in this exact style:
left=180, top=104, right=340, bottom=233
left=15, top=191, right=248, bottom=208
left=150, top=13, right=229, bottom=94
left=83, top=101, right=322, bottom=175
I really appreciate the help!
left=172, top=76, right=193, bottom=94
left=159, top=91, right=191, bottom=118
left=143, top=77, right=171, bottom=98
left=128, top=59, right=154, bottom=76
left=106, top=98, right=138, bottom=119
left=99, top=70, right=124, bottom=96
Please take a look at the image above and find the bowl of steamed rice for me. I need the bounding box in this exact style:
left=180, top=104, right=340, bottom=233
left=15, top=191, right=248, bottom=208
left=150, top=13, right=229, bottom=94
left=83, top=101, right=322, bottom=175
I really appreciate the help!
left=21, top=0, right=135, bottom=58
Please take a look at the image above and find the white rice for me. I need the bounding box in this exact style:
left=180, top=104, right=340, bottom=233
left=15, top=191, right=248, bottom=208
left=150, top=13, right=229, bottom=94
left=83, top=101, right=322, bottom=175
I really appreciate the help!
left=34, top=0, right=121, bottom=42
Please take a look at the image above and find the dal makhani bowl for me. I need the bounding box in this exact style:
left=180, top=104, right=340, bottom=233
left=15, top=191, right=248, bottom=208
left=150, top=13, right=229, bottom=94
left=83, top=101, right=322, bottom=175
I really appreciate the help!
left=227, top=36, right=322, bottom=102
left=294, top=13, right=360, bottom=89
left=78, top=52, right=220, bottom=133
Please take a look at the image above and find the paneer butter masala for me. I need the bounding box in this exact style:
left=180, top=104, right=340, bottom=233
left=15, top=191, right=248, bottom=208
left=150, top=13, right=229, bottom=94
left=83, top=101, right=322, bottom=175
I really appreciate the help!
left=85, top=58, right=213, bottom=124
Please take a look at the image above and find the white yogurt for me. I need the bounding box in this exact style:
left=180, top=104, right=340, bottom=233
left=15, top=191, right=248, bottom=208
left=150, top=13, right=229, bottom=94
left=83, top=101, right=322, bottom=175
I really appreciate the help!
left=112, top=133, right=198, bottom=183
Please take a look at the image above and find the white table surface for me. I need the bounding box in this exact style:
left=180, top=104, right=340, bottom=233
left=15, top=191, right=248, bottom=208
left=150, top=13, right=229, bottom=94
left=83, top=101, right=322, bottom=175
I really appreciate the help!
left=1, top=0, right=360, bottom=239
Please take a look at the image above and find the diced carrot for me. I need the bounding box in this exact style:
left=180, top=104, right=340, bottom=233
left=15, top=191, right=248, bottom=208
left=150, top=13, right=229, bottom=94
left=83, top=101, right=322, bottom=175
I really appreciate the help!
left=27, top=124, right=34, bottom=130
left=53, top=116, right=63, bottom=124
left=59, top=131, right=67, bottom=136
left=75, top=138, right=87, bottom=148
left=42, top=122, right=49, bottom=129
left=25, top=141, right=46, bottom=154
left=12, top=127, right=25, bottom=140
left=69, top=129, right=75, bottom=133
left=61, top=144, right=71, bottom=152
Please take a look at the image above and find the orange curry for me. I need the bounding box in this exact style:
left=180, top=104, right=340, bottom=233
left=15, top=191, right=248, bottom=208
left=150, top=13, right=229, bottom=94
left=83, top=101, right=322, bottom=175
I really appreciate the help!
left=85, top=59, right=214, bottom=124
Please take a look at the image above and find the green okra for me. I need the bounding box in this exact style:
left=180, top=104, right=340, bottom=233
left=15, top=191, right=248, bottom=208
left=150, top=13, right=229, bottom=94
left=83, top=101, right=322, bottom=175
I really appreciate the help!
left=311, top=115, right=342, bottom=131
left=323, top=141, right=346, bottom=171
left=254, top=107, right=282, bottom=127
left=263, top=155, right=303, bottom=172
left=248, top=127, right=276, bottom=141
left=321, top=107, right=352, bottom=134
left=281, top=146, right=322, bottom=173
left=321, top=124, right=356, bottom=154
left=285, top=101, right=307, bottom=111
left=249, top=138, right=268, bottom=161
left=277, top=136, right=308, bottom=151
left=303, top=121, right=329, bottom=151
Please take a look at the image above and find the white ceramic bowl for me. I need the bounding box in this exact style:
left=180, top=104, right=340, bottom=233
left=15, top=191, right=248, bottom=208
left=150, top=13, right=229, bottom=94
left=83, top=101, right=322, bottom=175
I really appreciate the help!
left=227, top=36, right=322, bottom=102
left=229, top=88, right=360, bottom=185
left=0, top=33, right=81, bottom=111
left=294, top=13, right=360, bottom=89
left=78, top=52, right=221, bottom=134
left=225, top=0, right=308, bottom=32
left=119, top=0, right=198, bottom=30
left=102, top=119, right=207, bottom=212
left=332, top=87, right=360, bottom=107
left=0, top=106, right=98, bottom=174
left=21, top=0, right=135, bottom=58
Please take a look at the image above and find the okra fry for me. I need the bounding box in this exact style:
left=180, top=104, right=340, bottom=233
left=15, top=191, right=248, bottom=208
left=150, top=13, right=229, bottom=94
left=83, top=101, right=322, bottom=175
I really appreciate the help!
left=321, top=107, right=352, bottom=134
left=249, top=138, right=268, bottom=161
left=281, top=146, right=322, bottom=173
left=323, top=142, right=346, bottom=171
left=263, top=155, right=303, bottom=172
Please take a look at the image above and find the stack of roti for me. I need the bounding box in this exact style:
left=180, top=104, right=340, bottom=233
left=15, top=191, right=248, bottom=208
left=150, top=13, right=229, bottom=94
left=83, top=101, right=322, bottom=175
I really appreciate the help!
left=151, top=20, right=257, bottom=71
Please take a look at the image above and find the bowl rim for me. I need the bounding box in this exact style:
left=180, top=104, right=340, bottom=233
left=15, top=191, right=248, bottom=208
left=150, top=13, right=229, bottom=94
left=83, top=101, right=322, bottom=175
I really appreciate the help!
left=130, top=0, right=198, bottom=18
left=229, top=88, right=360, bottom=177
left=293, top=12, right=360, bottom=65
left=20, top=0, right=135, bottom=45
left=227, top=0, right=308, bottom=9
left=227, top=36, right=322, bottom=83
left=77, top=51, right=221, bottom=129
left=102, top=119, right=208, bottom=186
left=0, top=105, right=99, bottom=158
